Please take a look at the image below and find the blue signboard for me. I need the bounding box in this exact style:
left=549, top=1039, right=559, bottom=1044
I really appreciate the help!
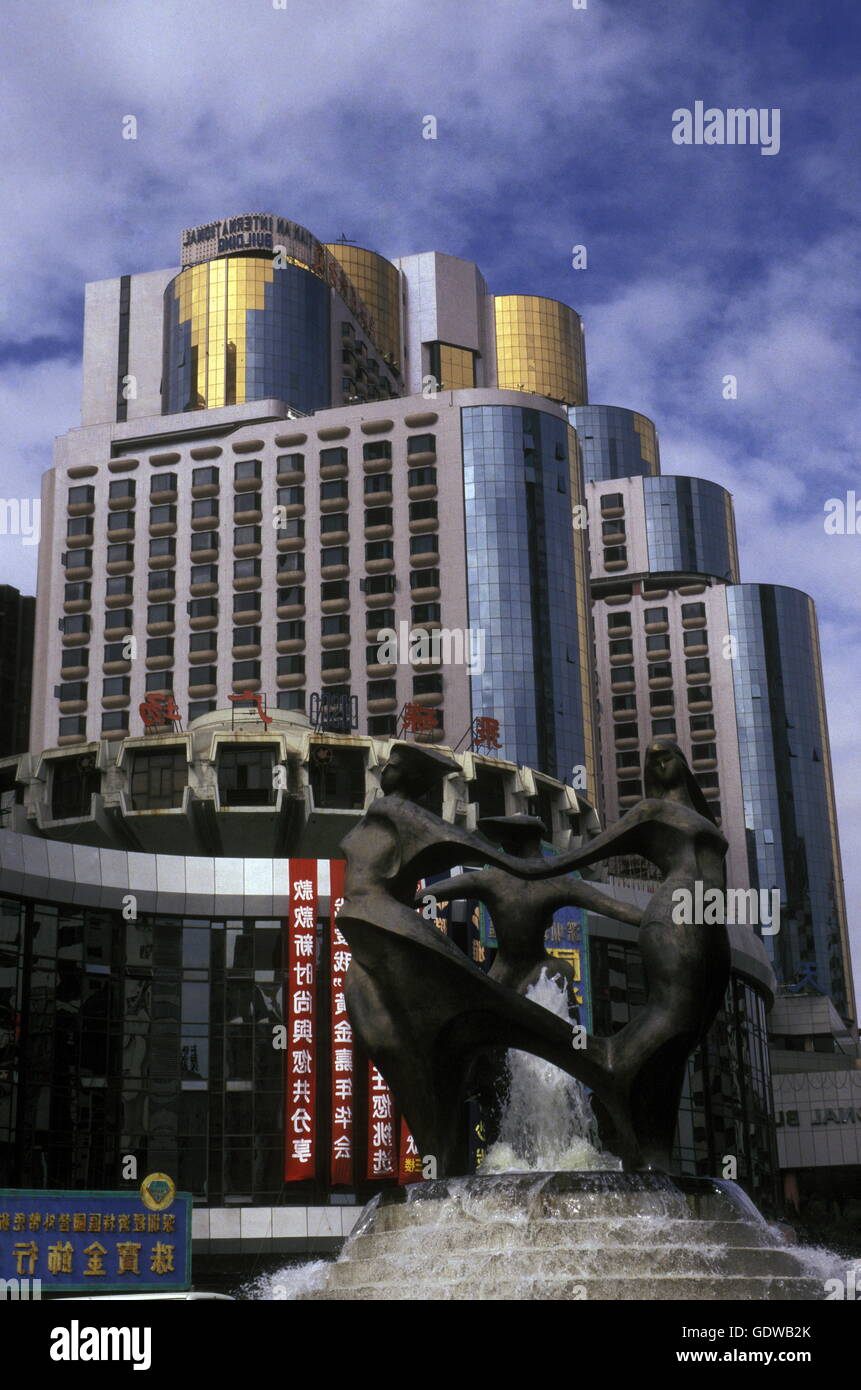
left=0, top=1184, right=191, bottom=1293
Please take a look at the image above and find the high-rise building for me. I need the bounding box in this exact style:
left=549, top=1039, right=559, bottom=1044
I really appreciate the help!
left=571, top=405, right=855, bottom=1030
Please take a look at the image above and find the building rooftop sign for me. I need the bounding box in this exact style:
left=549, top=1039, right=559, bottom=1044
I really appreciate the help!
left=180, top=213, right=376, bottom=340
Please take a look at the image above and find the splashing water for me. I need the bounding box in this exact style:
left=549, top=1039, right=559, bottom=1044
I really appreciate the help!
left=481, top=969, right=621, bottom=1174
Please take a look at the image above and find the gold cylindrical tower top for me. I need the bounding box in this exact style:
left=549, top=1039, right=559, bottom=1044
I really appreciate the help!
left=494, top=294, right=587, bottom=406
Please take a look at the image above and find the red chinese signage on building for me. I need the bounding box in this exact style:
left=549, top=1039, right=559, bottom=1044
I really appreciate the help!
left=328, top=860, right=354, bottom=1185
left=284, top=861, right=318, bottom=1181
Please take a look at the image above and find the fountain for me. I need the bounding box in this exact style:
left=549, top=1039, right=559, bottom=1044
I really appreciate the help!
left=255, top=741, right=846, bottom=1301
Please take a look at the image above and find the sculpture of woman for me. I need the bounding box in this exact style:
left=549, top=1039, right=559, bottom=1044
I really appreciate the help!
left=490, top=739, right=731, bottom=1169
left=337, top=742, right=637, bottom=1176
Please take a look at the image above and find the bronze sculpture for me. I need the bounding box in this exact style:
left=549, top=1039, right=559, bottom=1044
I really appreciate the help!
left=337, top=737, right=729, bottom=1175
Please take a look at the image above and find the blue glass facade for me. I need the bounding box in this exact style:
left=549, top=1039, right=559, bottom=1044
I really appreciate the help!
left=726, top=584, right=853, bottom=1022
left=643, top=475, right=739, bottom=581
left=462, top=405, right=593, bottom=787
left=569, top=404, right=660, bottom=483
left=162, top=258, right=331, bottom=415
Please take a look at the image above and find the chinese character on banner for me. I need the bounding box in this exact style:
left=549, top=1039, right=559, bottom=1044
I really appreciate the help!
left=328, top=861, right=354, bottom=1186
left=401, top=703, right=439, bottom=735
left=139, top=692, right=182, bottom=731
left=284, top=860, right=318, bottom=1181
left=471, top=716, right=502, bottom=752
left=229, top=691, right=272, bottom=726
left=366, top=1064, right=397, bottom=1180
left=398, top=1118, right=424, bottom=1184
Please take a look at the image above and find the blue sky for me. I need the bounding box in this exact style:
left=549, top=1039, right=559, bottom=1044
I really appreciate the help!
left=1, top=0, right=860, bottom=1009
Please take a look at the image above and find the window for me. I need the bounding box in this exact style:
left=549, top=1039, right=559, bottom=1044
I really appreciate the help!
left=68, top=484, right=95, bottom=505
left=365, top=507, right=393, bottom=528
left=279, top=620, right=306, bottom=641
left=147, top=604, right=174, bottom=625
left=649, top=691, right=674, bottom=711
left=233, top=660, right=260, bottom=680
left=646, top=635, right=670, bottom=654
left=189, top=665, right=216, bottom=685
left=366, top=541, right=393, bottom=561
left=109, top=479, right=135, bottom=502
left=321, top=546, right=349, bottom=567
left=234, top=558, right=261, bottom=579
left=367, top=679, right=397, bottom=700
left=363, top=574, right=395, bottom=595
left=51, top=755, right=99, bottom=819
left=217, top=744, right=276, bottom=807
left=411, top=569, right=439, bottom=590
left=277, top=552, right=304, bottom=573
left=66, top=517, right=92, bottom=538
left=58, top=715, right=86, bottom=737
left=190, top=631, right=216, bottom=652
left=277, top=655, right=305, bottom=675
left=277, top=486, right=304, bottom=507
left=277, top=690, right=305, bottom=712
left=687, top=685, right=712, bottom=706
left=148, top=570, right=175, bottom=593
left=188, top=700, right=215, bottom=721
left=276, top=453, right=304, bottom=473
left=601, top=519, right=624, bottom=537
left=366, top=608, right=395, bottom=632
left=615, top=751, right=640, bottom=770
left=188, top=598, right=217, bottom=619
left=412, top=603, right=441, bottom=624
left=107, top=543, right=134, bottom=565
left=368, top=714, right=397, bottom=737
left=408, top=466, right=436, bottom=488
left=192, top=564, right=218, bottom=585
left=681, top=602, right=706, bottom=620
left=234, top=459, right=262, bottom=482
left=651, top=719, right=677, bottom=736
left=612, top=694, right=637, bottom=713
left=64, top=581, right=91, bottom=602
left=145, top=673, right=172, bottom=692
left=276, top=585, right=304, bottom=607
left=611, top=665, right=635, bottom=684
left=321, top=650, right=348, bottom=670
left=234, top=491, right=261, bottom=513
left=234, top=525, right=261, bottom=547
left=64, top=548, right=93, bottom=570
left=692, top=743, right=716, bottom=761
left=413, top=673, right=443, bottom=695
left=321, top=580, right=349, bottom=602
left=410, top=535, right=437, bottom=555
left=603, top=546, right=627, bottom=562
left=58, top=681, right=87, bottom=702
left=192, top=498, right=219, bottom=520
left=146, top=637, right=174, bottom=658
left=61, top=614, right=90, bottom=635
left=407, top=434, right=436, bottom=454
left=685, top=658, right=710, bottom=676
left=649, top=663, right=672, bottom=681
left=617, top=778, right=642, bottom=799
left=192, top=466, right=219, bottom=487
left=644, top=607, right=668, bottom=624
left=320, top=447, right=348, bottom=469
left=364, top=474, right=392, bottom=495
left=601, top=493, right=623, bottom=511
left=409, top=500, right=438, bottom=522
left=149, top=537, right=176, bottom=559
left=101, top=711, right=129, bottom=733
left=150, top=472, right=177, bottom=494
left=104, top=609, right=132, bottom=630
left=233, top=595, right=260, bottom=618
left=321, top=479, right=348, bottom=501
left=690, top=714, right=714, bottom=733
left=61, top=648, right=89, bottom=671
left=609, top=638, right=633, bottom=658
left=102, top=676, right=130, bottom=698
left=104, top=578, right=131, bottom=600
left=320, top=514, right=346, bottom=535
left=233, top=627, right=260, bottom=647
left=614, top=721, right=638, bottom=741
left=130, top=748, right=187, bottom=810
left=362, top=441, right=391, bottom=461
left=683, top=629, right=708, bottom=650
left=191, top=531, right=219, bottom=552
left=607, top=611, right=631, bottom=630
left=107, top=511, right=135, bottom=531
left=103, top=642, right=128, bottom=664
left=309, top=746, right=366, bottom=809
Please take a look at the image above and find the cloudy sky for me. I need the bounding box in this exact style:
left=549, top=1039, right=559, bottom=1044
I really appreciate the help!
left=2, top=0, right=860, bottom=1009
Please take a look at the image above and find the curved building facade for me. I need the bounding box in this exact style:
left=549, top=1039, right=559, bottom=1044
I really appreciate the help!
left=643, top=475, right=739, bottom=582
left=324, top=242, right=402, bottom=371
left=462, top=404, right=598, bottom=794
left=494, top=295, right=588, bottom=406
left=163, top=257, right=332, bottom=415
left=726, top=584, right=854, bottom=1024
left=569, top=404, right=660, bottom=483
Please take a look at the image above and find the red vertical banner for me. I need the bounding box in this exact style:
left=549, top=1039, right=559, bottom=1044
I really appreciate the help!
left=328, top=859, right=354, bottom=1185
left=399, top=1117, right=424, bottom=1184
left=285, top=859, right=318, bottom=1181
left=366, top=1064, right=397, bottom=1180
